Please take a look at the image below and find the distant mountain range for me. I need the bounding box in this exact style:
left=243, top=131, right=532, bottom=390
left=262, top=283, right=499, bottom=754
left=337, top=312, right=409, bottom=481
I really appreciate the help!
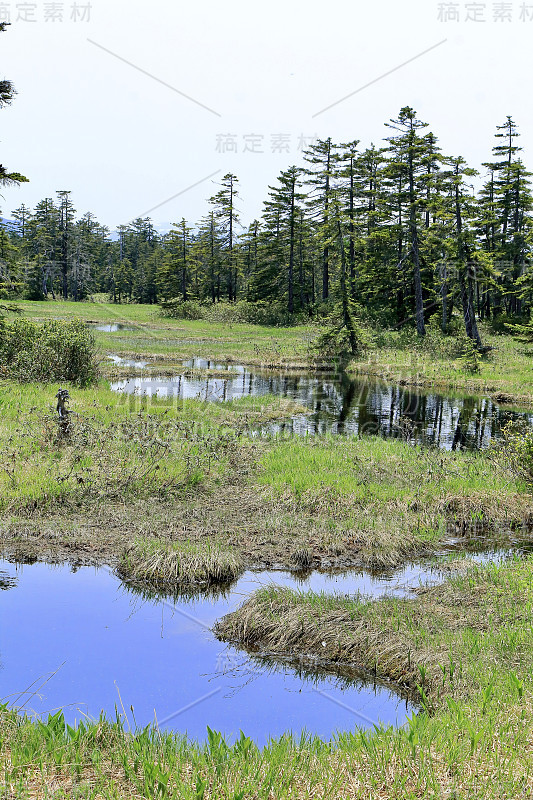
left=1, top=217, right=174, bottom=238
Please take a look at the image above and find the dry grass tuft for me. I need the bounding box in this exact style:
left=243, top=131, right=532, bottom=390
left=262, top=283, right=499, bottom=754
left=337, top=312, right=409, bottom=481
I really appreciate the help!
left=119, top=538, right=243, bottom=590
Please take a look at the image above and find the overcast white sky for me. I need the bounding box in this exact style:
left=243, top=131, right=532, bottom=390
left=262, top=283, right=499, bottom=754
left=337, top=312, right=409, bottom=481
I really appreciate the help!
left=1, top=0, right=532, bottom=230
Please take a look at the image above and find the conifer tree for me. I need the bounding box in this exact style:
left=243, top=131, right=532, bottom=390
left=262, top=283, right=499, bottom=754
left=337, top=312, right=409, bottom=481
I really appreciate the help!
left=209, top=174, right=240, bottom=301
left=385, top=107, right=431, bottom=336
left=262, top=166, right=305, bottom=313
left=0, top=24, right=28, bottom=193
left=240, top=220, right=260, bottom=301
left=57, top=190, right=75, bottom=299
left=479, top=118, right=533, bottom=315
left=158, top=219, right=194, bottom=301
left=336, top=140, right=361, bottom=298
left=195, top=211, right=222, bottom=302
left=303, top=137, right=337, bottom=302
left=448, top=156, right=483, bottom=346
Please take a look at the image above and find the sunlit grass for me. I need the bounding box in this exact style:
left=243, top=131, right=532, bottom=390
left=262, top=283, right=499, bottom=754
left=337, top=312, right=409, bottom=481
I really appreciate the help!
left=255, top=435, right=529, bottom=561
left=351, top=322, right=533, bottom=403
left=0, top=380, right=299, bottom=511
left=3, top=305, right=533, bottom=797
left=119, top=538, right=243, bottom=588
left=10, top=300, right=316, bottom=367
left=258, top=435, right=523, bottom=502
left=218, top=553, right=533, bottom=702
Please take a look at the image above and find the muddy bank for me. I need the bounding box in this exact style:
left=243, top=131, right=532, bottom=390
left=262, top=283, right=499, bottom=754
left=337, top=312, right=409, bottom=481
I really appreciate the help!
left=1, top=487, right=532, bottom=594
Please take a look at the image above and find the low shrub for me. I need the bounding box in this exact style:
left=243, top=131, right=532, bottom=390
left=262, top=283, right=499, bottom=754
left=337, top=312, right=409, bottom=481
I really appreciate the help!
left=159, top=299, right=205, bottom=320
left=313, top=304, right=371, bottom=364
left=489, top=312, right=527, bottom=335
left=1, top=406, right=239, bottom=511
left=159, top=299, right=305, bottom=326
left=453, top=331, right=482, bottom=373
left=489, top=420, right=533, bottom=490
left=0, top=318, right=98, bottom=386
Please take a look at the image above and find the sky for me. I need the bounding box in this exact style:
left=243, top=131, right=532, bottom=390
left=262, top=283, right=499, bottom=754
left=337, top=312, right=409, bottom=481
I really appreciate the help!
left=1, top=0, right=532, bottom=231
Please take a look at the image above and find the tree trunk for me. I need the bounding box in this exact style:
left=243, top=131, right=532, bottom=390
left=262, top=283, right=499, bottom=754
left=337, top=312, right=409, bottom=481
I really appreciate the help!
left=337, top=219, right=357, bottom=355
left=455, top=176, right=482, bottom=347
left=441, top=262, right=448, bottom=334
left=288, top=180, right=295, bottom=314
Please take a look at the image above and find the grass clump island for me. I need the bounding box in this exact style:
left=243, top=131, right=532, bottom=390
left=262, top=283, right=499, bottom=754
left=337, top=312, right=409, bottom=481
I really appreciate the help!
left=119, top=538, right=243, bottom=590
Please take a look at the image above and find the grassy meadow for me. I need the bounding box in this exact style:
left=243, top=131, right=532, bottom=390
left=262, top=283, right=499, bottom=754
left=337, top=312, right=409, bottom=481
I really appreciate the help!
left=8, top=299, right=533, bottom=402
left=1, top=382, right=529, bottom=572
left=350, top=322, right=533, bottom=405
left=7, top=300, right=315, bottom=370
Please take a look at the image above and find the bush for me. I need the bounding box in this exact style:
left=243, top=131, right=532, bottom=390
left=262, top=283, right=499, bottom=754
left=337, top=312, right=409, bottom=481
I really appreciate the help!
left=454, top=331, right=481, bottom=373
left=489, top=421, right=533, bottom=490
left=407, top=320, right=487, bottom=370
left=313, top=305, right=371, bottom=364
left=159, top=299, right=205, bottom=320
left=489, top=312, right=527, bottom=335
left=159, top=299, right=305, bottom=327
left=0, top=318, right=99, bottom=386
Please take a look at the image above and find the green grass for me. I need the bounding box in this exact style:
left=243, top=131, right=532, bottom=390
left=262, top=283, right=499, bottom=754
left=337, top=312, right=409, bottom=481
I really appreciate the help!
left=212, top=555, right=533, bottom=797
left=10, top=300, right=533, bottom=405
left=0, top=380, right=301, bottom=513
left=259, top=435, right=518, bottom=501
left=217, top=554, right=533, bottom=704
left=9, top=301, right=533, bottom=404
left=3, top=304, right=533, bottom=797
left=10, top=300, right=316, bottom=368
left=255, top=435, right=530, bottom=564
left=1, top=381, right=530, bottom=571
left=119, top=538, right=243, bottom=589
left=351, top=321, right=533, bottom=404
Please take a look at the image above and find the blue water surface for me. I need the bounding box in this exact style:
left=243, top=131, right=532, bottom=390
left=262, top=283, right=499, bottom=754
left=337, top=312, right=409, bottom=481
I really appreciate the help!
left=0, top=561, right=412, bottom=745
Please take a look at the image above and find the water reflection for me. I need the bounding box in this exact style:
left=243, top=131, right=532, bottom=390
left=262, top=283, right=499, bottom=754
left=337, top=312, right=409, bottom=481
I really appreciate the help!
left=2, top=542, right=530, bottom=740
left=88, top=323, right=135, bottom=333
left=0, top=571, right=17, bottom=591
left=0, top=561, right=412, bottom=744
left=107, top=355, right=149, bottom=369
left=110, top=364, right=532, bottom=450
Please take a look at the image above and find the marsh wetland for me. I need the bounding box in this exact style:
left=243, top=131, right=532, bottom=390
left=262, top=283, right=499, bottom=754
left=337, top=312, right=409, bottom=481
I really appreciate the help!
left=3, top=304, right=533, bottom=798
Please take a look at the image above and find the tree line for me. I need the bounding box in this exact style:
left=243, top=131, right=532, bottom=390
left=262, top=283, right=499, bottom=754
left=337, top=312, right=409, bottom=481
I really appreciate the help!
left=3, top=101, right=533, bottom=344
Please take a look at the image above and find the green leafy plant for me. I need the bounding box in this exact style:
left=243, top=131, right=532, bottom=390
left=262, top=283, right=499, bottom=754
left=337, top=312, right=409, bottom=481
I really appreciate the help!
left=0, top=318, right=98, bottom=385
left=489, top=420, right=533, bottom=490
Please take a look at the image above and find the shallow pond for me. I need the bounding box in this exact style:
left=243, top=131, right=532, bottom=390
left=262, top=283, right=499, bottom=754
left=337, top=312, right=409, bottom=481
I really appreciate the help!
left=89, top=323, right=135, bottom=333
left=110, top=359, right=532, bottom=449
left=1, top=546, right=528, bottom=743
left=0, top=561, right=414, bottom=745
left=107, top=354, right=149, bottom=369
